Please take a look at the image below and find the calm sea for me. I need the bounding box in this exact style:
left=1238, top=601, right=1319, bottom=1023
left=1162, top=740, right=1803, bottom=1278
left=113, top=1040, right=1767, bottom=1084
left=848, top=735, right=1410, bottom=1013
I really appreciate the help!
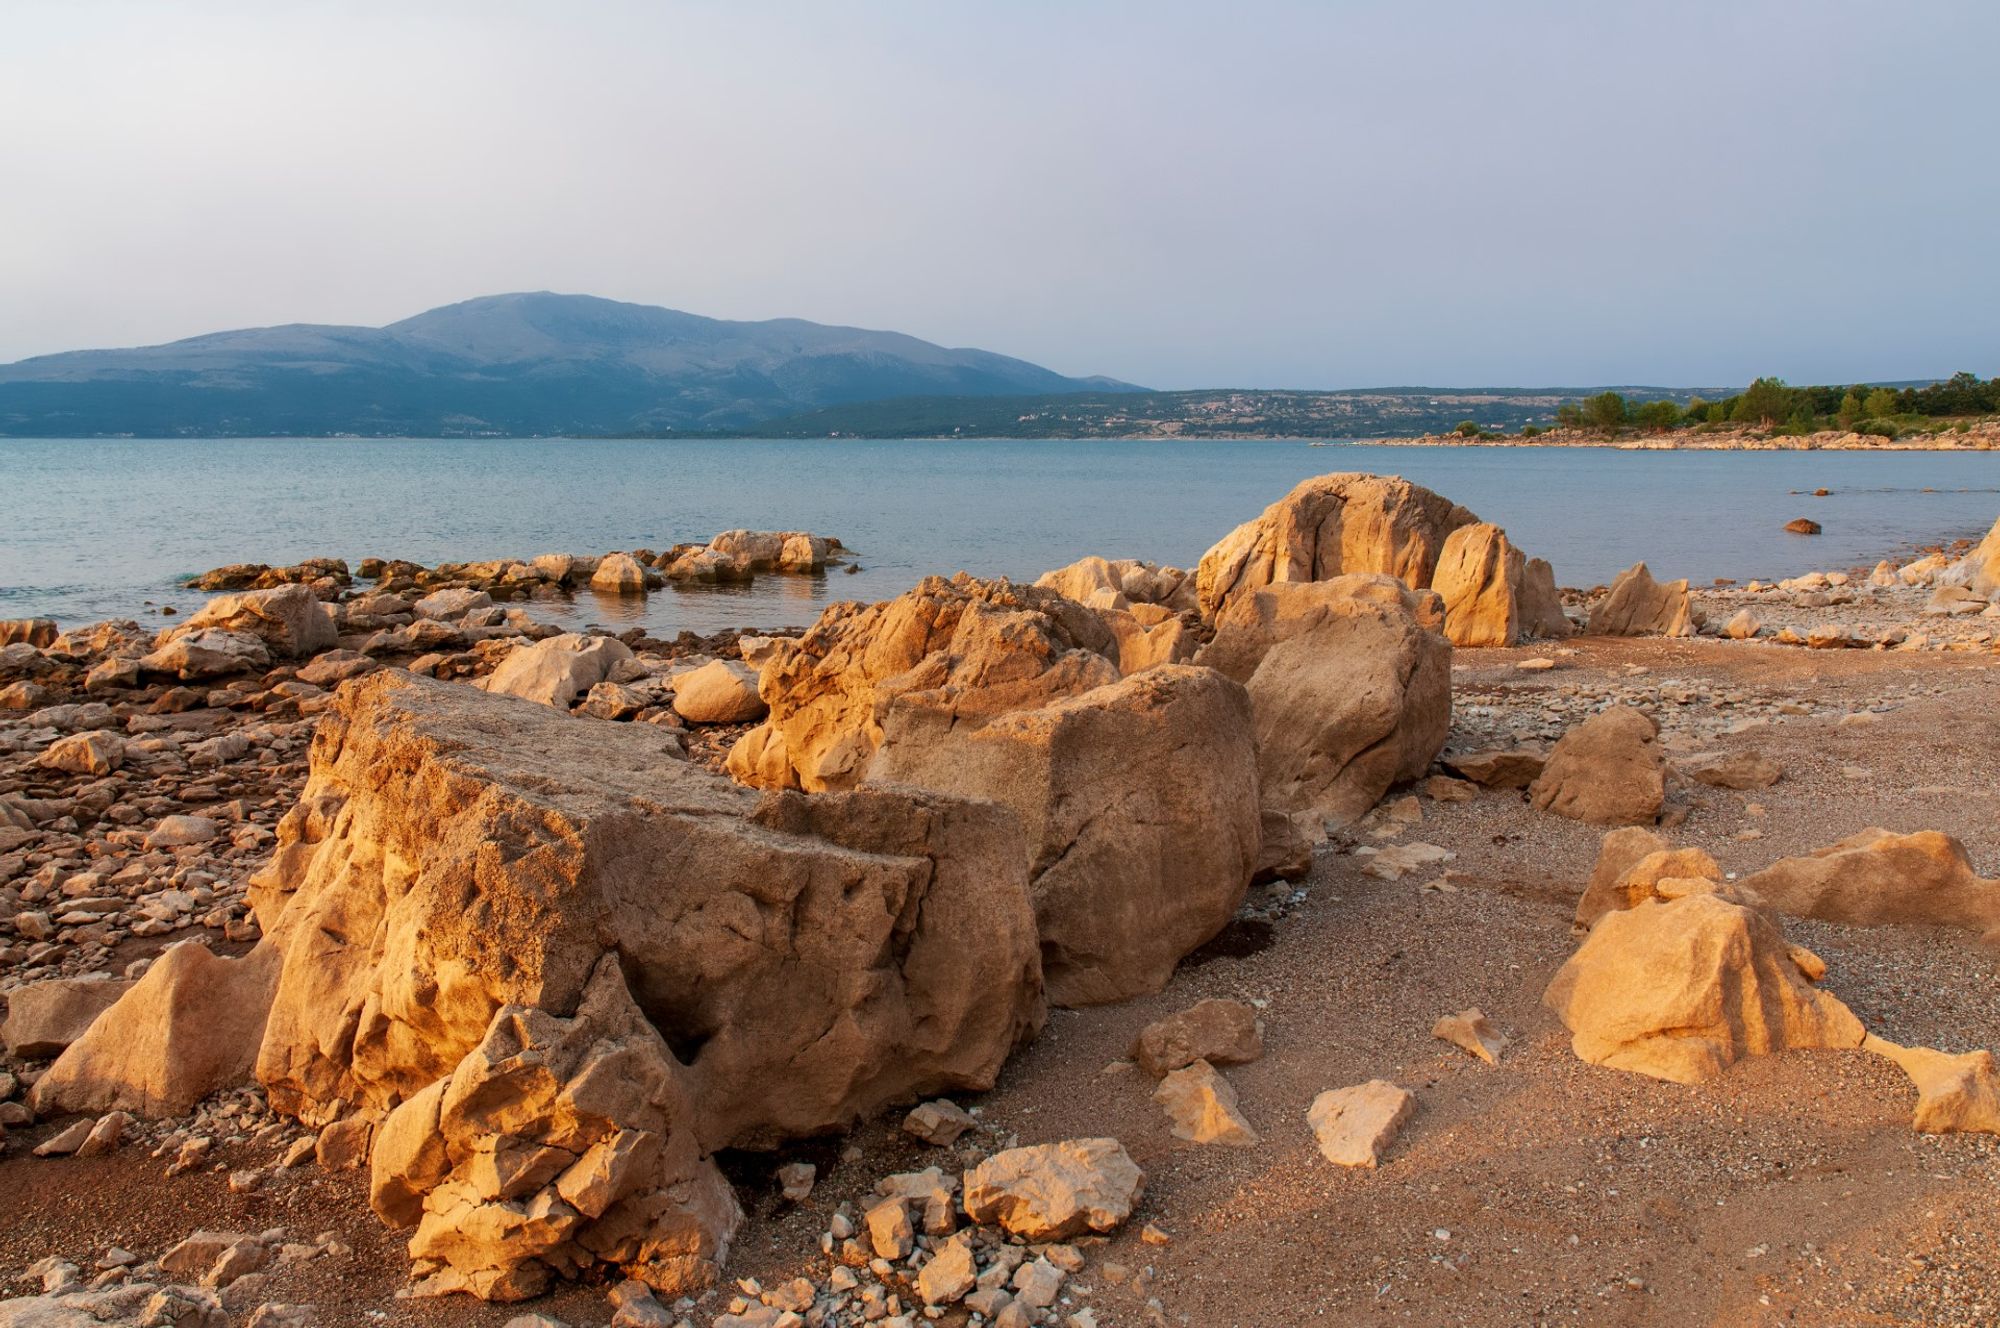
left=2, top=437, right=1995, bottom=635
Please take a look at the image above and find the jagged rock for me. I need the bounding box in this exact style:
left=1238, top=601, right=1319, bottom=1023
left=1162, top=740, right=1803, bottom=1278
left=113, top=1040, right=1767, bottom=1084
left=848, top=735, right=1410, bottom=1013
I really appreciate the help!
left=0, top=618, right=58, bottom=649
left=1573, top=833, right=1722, bottom=930
left=1587, top=563, right=1699, bottom=637
left=1958, top=514, right=2000, bottom=597
left=915, top=1232, right=978, bottom=1305
left=1098, top=606, right=1198, bottom=675
left=727, top=574, right=1117, bottom=793
left=415, top=588, right=494, bottom=620
left=1035, top=555, right=1197, bottom=614
left=962, top=1139, right=1143, bottom=1241
left=140, top=628, right=272, bottom=680
left=590, top=552, right=651, bottom=595
left=481, top=633, right=636, bottom=707
left=1519, top=558, right=1574, bottom=639
left=2, top=976, right=132, bottom=1059
left=1431, top=522, right=1527, bottom=647
left=670, top=661, right=767, bottom=725
left=1866, top=1035, right=2000, bottom=1136
left=31, top=942, right=279, bottom=1117
left=1195, top=473, right=1478, bottom=619
left=1153, top=1059, right=1259, bottom=1146
left=1741, top=828, right=2000, bottom=939
left=1529, top=706, right=1664, bottom=826
left=1306, top=1080, right=1413, bottom=1168
left=1432, top=1009, right=1508, bottom=1064
left=1131, top=999, right=1264, bottom=1078
left=36, top=731, right=125, bottom=776
left=1197, top=574, right=1450, bottom=829
left=706, top=530, right=833, bottom=573
left=868, top=664, right=1259, bottom=1006
left=250, top=672, right=1042, bottom=1154
left=167, top=585, right=336, bottom=658
left=903, top=1100, right=977, bottom=1147
left=1543, top=889, right=1865, bottom=1084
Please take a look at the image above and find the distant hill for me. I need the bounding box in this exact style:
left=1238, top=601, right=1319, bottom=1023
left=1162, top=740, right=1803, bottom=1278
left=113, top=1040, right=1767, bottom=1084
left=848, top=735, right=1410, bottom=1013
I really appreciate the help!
left=0, top=292, right=1140, bottom=436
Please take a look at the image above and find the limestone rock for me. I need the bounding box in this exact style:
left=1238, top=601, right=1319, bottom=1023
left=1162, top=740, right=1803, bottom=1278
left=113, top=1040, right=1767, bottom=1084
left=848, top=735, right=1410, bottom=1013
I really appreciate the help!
left=0, top=618, right=57, bottom=648
left=1573, top=833, right=1722, bottom=930
left=670, top=660, right=767, bottom=725
left=903, top=1100, right=977, bottom=1147
left=1741, top=828, right=2000, bottom=939
left=1958, top=514, right=2000, bottom=597
left=1197, top=574, right=1450, bottom=829
left=868, top=663, right=1259, bottom=1006
left=1723, top=608, right=1764, bottom=640
left=36, top=731, right=125, bottom=776
left=1432, top=1009, right=1508, bottom=1064
left=1682, top=750, right=1782, bottom=790
left=1529, top=706, right=1664, bottom=826
left=30, top=942, right=279, bottom=1117
left=1518, top=557, right=1575, bottom=639
left=1431, top=522, right=1525, bottom=647
left=481, top=633, right=636, bottom=708
left=1442, top=746, right=1545, bottom=789
left=727, top=573, right=1117, bottom=793
left=1035, top=555, right=1197, bottom=614
left=1196, top=473, right=1478, bottom=619
left=1306, top=1080, right=1413, bottom=1168
left=140, top=628, right=272, bottom=680
left=2, top=977, right=133, bottom=1059
left=1866, top=1035, right=2000, bottom=1136
left=590, top=553, right=651, bottom=595
left=962, top=1139, right=1143, bottom=1241
left=1153, top=1059, right=1259, bottom=1146
left=1543, top=891, right=1866, bottom=1084
left=415, top=588, right=494, bottom=621
left=1587, top=563, right=1700, bottom=637
left=1098, top=607, right=1197, bottom=675
left=170, top=585, right=336, bottom=659
left=1131, top=999, right=1264, bottom=1078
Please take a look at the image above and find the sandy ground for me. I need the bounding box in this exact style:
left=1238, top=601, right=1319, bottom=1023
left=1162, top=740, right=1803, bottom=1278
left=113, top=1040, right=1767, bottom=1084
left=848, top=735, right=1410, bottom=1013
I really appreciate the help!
left=5, top=625, right=2000, bottom=1327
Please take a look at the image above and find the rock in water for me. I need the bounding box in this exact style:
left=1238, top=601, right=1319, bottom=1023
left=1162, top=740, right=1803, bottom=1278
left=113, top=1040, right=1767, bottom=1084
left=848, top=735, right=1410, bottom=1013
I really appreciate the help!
left=1153, top=1059, right=1259, bottom=1146
left=1740, top=828, right=2000, bottom=939
left=1587, top=563, right=1700, bottom=637
left=1195, top=472, right=1478, bottom=619
left=868, top=663, right=1260, bottom=1006
left=247, top=671, right=1044, bottom=1151
left=1784, top=518, right=1823, bottom=535
left=1543, top=889, right=1865, bottom=1084
left=726, top=574, right=1117, bottom=793
left=1306, top=1080, right=1414, bottom=1168
left=1197, top=573, right=1450, bottom=830
left=1529, top=706, right=1664, bottom=826
left=961, top=1139, right=1144, bottom=1241
left=589, top=552, right=651, bottom=594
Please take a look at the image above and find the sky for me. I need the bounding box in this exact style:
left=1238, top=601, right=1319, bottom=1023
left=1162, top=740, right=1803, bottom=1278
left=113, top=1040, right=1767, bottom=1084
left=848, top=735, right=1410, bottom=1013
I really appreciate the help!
left=3, top=0, right=1996, bottom=390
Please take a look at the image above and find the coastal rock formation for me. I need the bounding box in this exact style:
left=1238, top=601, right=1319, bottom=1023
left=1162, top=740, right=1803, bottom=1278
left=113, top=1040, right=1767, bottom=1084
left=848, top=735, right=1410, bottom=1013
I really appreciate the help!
left=1587, top=563, right=1700, bottom=637
left=1196, top=473, right=1478, bottom=620
left=1099, top=605, right=1198, bottom=675
left=138, top=628, right=272, bottom=680
left=0, top=618, right=57, bottom=648
left=1958, top=514, right=2000, bottom=597
left=1544, top=887, right=1865, bottom=1084
left=480, top=633, right=636, bottom=708
left=1430, top=522, right=1530, bottom=647
left=1197, top=574, right=1450, bottom=829
left=1035, top=556, right=1199, bottom=615
left=669, top=660, right=767, bottom=725
left=589, top=552, right=652, bottom=595
left=1741, top=828, right=2000, bottom=939
left=1529, top=706, right=1664, bottom=826
left=663, top=531, right=838, bottom=581
left=1520, top=558, right=1575, bottom=639
left=167, top=584, right=337, bottom=659
left=726, top=574, right=1117, bottom=793
left=869, top=664, right=1260, bottom=1006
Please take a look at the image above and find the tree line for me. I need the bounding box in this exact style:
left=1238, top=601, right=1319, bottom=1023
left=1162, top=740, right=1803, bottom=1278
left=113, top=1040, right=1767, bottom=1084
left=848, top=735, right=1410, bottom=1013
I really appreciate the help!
left=1544, top=372, right=1999, bottom=437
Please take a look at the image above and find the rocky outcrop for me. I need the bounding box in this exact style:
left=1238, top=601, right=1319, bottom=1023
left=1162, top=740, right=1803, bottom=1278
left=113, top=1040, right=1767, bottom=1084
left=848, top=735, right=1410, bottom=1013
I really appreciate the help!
left=1953, top=514, right=2000, bottom=597
left=138, top=628, right=272, bottom=681
left=1035, top=556, right=1198, bottom=615
left=480, top=633, right=636, bottom=708
left=1544, top=886, right=1865, bottom=1084
left=1587, top=563, right=1700, bottom=637
left=249, top=672, right=1044, bottom=1157
left=663, top=531, right=837, bottom=581
left=1195, top=473, right=1478, bottom=620
left=868, top=664, right=1261, bottom=1006
left=168, top=584, right=336, bottom=659
left=1740, top=828, right=2000, bottom=940
left=726, top=574, right=1117, bottom=793
left=1529, top=706, right=1664, bottom=826
left=0, top=618, right=57, bottom=648
left=1197, top=574, right=1450, bottom=829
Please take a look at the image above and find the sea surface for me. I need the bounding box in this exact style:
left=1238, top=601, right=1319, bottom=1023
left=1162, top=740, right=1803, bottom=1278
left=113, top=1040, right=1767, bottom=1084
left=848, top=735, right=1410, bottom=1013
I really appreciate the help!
left=2, top=437, right=1995, bottom=636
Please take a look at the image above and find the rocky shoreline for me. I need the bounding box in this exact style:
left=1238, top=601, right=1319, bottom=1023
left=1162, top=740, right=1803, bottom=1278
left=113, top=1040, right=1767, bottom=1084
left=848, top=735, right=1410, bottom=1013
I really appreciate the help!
left=2, top=474, right=1999, bottom=1328
left=1377, top=422, right=2000, bottom=450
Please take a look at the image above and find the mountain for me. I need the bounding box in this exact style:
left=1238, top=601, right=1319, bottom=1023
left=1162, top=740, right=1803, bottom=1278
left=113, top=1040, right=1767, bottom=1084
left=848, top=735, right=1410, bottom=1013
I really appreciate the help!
left=0, top=292, right=1140, bottom=437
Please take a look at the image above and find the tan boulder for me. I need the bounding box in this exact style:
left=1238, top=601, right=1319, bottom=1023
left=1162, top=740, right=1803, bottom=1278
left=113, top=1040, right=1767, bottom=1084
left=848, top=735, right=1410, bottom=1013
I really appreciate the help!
left=248, top=672, right=1043, bottom=1154
left=1153, top=1059, right=1259, bottom=1146
left=30, top=942, right=280, bottom=1117
left=1131, top=999, right=1265, bottom=1077
left=1519, top=558, right=1575, bottom=638
left=37, top=730, right=126, bottom=776
left=1195, top=472, right=1478, bottom=619
left=1306, top=1080, right=1414, bottom=1168
left=1587, top=563, right=1700, bottom=637
left=670, top=660, right=767, bottom=725
left=1682, top=750, right=1782, bottom=790
left=1035, top=555, right=1197, bottom=614
left=1866, top=1035, right=2000, bottom=1136
left=2, top=976, right=133, bottom=1059
left=1957, top=514, right=2000, bottom=597
left=1431, top=522, right=1525, bottom=647
left=708, top=530, right=832, bottom=573
left=1198, top=574, right=1450, bottom=829
left=0, top=618, right=57, bottom=648
left=1740, top=828, right=2000, bottom=939
left=1432, top=1008, right=1508, bottom=1064
left=589, top=552, right=650, bottom=595
left=961, top=1139, right=1144, bottom=1241
left=481, top=633, right=636, bottom=707
left=169, top=584, right=336, bottom=658
left=139, top=628, right=272, bottom=680
left=727, top=573, right=1117, bottom=793
left=868, top=664, right=1260, bottom=1006
left=1099, top=606, right=1197, bottom=675
left=1443, top=746, right=1545, bottom=789
left=1543, top=890, right=1865, bottom=1084
left=1574, top=832, right=1722, bottom=929
left=1529, top=706, right=1664, bottom=826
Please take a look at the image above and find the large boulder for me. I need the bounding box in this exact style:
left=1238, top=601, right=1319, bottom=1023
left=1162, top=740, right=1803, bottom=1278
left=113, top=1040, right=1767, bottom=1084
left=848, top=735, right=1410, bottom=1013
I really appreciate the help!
left=1099, top=607, right=1198, bottom=675
left=248, top=672, right=1043, bottom=1155
left=0, top=618, right=57, bottom=648
left=30, top=942, right=280, bottom=1117
left=1, top=976, right=132, bottom=1059
left=1195, top=473, right=1479, bottom=619
left=1587, top=563, right=1700, bottom=637
left=481, top=633, right=636, bottom=708
left=169, top=584, right=336, bottom=658
left=1519, top=558, right=1574, bottom=639
left=868, top=664, right=1261, bottom=1006
left=1035, top=556, right=1197, bottom=614
left=1431, top=522, right=1526, bottom=647
left=726, top=574, right=1117, bottom=793
left=961, top=1139, right=1143, bottom=1241
left=1529, top=706, right=1664, bottom=826
left=1544, top=887, right=1865, bottom=1084
left=590, top=553, right=651, bottom=595
left=1741, top=828, right=2000, bottom=940
left=1955, top=514, right=2000, bottom=598
left=671, top=661, right=767, bottom=725
left=707, top=530, right=833, bottom=573
left=138, top=628, right=272, bottom=680
left=1196, top=574, right=1450, bottom=829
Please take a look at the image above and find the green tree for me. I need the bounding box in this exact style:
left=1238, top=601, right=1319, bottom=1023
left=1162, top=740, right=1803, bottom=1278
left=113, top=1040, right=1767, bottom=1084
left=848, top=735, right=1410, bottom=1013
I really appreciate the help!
left=1633, top=398, right=1681, bottom=431
left=1733, top=377, right=1794, bottom=425
left=1684, top=395, right=1710, bottom=422
left=1583, top=391, right=1628, bottom=431
left=1454, top=419, right=1481, bottom=437
left=1863, top=387, right=1898, bottom=418
left=1555, top=403, right=1583, bottom=429
left=1838, top=391, right=1863, bottom=428
left=1706, top=402, right=1728, bottom=424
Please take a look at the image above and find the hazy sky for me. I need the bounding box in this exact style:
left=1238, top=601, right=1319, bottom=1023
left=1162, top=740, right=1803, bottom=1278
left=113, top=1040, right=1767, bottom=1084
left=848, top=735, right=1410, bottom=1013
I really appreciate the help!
left=4, top=1, right=1996, bottom=388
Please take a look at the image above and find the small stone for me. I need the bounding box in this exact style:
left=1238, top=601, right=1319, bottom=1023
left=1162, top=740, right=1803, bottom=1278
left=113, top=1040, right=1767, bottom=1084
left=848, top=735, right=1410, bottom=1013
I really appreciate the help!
left=776, top=1160, right=817, bottom=1202
left=1153, top=1059, right=1259, bottom=1146
left=904, top=1099, right=977, bottom=1147
left=1432, top=1009, right=1508, bottom=1065
left=1306, top=1080, right=1415, bottom=1168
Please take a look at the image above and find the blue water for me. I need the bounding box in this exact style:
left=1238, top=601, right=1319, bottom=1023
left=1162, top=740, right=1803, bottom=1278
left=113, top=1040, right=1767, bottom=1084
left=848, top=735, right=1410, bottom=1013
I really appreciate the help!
left=1, top=437, right=1995, bottom=634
